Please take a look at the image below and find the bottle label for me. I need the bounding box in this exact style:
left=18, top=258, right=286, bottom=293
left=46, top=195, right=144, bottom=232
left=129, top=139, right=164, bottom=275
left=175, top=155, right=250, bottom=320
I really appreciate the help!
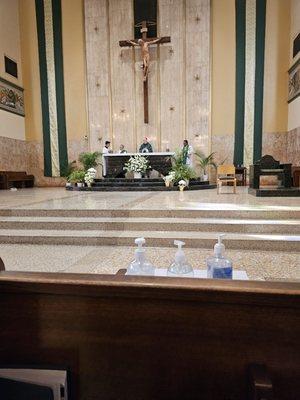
left=213, top=267, right=232, bottom=279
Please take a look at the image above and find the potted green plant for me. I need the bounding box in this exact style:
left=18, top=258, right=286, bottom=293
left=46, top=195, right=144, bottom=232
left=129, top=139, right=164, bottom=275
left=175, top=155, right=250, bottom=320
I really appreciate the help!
left=60, top=160, right=77, bottom=187
left=68, top=170, right=86, bottom=188
left=194, top=152, right=217, bottom=181
left=78, top=152, right=101, bottom=171
left=171, top=150, right=196, bottom=186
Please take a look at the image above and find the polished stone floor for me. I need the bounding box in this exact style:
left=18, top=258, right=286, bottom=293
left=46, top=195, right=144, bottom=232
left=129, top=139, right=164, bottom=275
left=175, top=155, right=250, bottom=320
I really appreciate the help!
left=1, top=244, right=299, bottom=281
left=1, top=187, right=300, bottom=211
left=0, top=187, right=299, bottom=281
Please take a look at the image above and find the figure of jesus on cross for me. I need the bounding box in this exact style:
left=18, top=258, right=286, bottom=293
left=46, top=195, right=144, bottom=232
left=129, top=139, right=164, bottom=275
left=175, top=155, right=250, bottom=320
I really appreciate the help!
left=126, top=37, right=162, bottom=82
left=119, top=21, right=171, bottom=123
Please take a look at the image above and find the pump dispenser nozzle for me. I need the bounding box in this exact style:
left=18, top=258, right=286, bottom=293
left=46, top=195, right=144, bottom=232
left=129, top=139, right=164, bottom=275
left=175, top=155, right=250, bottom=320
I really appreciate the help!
left=127, top=237, right=155, bottom=276
left=167, top=240, right=194, bottom=277
left=135, top=237, right=145, bottom=247
left=214, top=234, right=226, bottom=257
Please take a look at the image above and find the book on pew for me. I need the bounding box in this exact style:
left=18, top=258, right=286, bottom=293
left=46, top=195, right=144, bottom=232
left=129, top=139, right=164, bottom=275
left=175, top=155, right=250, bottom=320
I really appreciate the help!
left=0, top=368, right=68, bottom=400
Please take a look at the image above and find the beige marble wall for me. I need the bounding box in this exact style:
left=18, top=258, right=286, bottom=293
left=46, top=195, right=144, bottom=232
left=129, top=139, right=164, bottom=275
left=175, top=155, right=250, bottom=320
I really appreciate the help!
left=26, top=139, right=89, bottom=186
left=211, top=135, right=234, bottom=165
left=211, top=130, right=299, bottom=169
left=84, top=0, right=211, bottom=154
left=261, top=129, right=300, bottom=166
left=0, top=137, right=28, bottom=172
left=0, top=136, right=88, bottom=187
left=262, top=132, right=288, bottom=163
left=287, top=127, right=300, bottom=166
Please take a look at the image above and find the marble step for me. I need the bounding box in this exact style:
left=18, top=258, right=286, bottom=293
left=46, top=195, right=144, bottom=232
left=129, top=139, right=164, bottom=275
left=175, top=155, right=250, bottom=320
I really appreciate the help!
left=1, top=208, right=300, bottom=220
left=93, top=178, right=208, bottom=185
left=0, top=229, right=299, bottom=251
left=92, top=181, right=166, bottom=187
left=0, top=216, right=299, bottom=234
left=69, top=184, right=216, bottom=191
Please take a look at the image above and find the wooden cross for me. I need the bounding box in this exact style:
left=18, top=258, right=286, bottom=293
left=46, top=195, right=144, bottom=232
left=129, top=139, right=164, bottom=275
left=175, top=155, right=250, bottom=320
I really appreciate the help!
left=119, top=21, right=171, bottom=124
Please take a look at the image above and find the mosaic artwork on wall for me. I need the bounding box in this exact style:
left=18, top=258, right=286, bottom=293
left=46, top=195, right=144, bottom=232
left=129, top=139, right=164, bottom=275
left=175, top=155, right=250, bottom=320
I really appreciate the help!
left=288, top=58, right=300, bottom=103
left=0, top=77, right=24, bottom=116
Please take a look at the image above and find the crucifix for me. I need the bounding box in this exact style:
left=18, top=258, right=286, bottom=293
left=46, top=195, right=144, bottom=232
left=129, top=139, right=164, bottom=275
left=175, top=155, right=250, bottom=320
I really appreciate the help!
left=119, top=21, right=171, bottom=124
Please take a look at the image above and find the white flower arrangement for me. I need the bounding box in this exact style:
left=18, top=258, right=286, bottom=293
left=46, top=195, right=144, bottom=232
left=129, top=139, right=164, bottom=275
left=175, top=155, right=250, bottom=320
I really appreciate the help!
left=124, top=154, right=150, bottom=173
left=178, top=179, right=187, bottom=191
left=84, top=168, right=97, bottom=185
left=178, top=179, right=187, bottom=187
left=163, top=171, right=176, bottom=182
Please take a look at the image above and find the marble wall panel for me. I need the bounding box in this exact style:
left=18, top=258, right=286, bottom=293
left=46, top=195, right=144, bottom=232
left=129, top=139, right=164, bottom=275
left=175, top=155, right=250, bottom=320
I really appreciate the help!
left=85, top=0, right=111, bottom=152
left=109, top=0, right=135, bottom=152
left=0, top=136, right=90, bottom=187
left=287, top=127, right=300, bottom=166
left=84, top=0, right=211, bottom=154
left=26, top=139, right=89, bottom=186
left=211, top=134, right=234, bottom=165
left=262, top=132, right=288, bottom=163
left=159, top=0, right=185, bottom=152
left=185, top=0, right=210, bottom=156
left=0, top=137, right=28, bottom=172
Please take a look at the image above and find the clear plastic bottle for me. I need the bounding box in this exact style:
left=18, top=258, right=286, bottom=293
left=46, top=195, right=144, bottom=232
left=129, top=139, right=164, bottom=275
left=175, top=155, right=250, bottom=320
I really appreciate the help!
left=207, top=234, right=233, bottom=279
left=167, top=240, right=194, bottom=277
left=126, top=237, right=155, bottom=276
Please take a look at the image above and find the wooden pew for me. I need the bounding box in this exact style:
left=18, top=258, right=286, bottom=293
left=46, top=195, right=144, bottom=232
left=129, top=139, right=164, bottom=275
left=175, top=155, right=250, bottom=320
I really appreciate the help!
left=0, top=171, right=34, bottom=189
left=0, top=271, right=299, bottom=400
left=0, top=257, right=5, bottom=271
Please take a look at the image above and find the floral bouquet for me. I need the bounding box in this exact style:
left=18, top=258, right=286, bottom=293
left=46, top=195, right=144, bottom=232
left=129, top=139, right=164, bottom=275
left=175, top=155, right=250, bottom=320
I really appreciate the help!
left=178, top=179, right=187, bottom=191
left=84, top=167, right=97, bottom=187
left=163, top=171, right=176, bottom=187
left=123, top=154, right=150, bottom=173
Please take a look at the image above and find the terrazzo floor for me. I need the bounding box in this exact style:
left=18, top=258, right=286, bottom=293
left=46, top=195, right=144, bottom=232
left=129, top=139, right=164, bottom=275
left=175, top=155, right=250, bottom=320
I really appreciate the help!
left=1, top=244, right=299, bottom=281
left=1, top=187, right=300, bottom=211
left=0, top=187, right=299, bottom=281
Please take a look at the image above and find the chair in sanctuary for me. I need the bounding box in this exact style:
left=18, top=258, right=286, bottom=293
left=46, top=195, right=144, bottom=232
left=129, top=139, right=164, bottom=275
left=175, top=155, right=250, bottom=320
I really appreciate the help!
left=217, top=164, right=237, bottom=194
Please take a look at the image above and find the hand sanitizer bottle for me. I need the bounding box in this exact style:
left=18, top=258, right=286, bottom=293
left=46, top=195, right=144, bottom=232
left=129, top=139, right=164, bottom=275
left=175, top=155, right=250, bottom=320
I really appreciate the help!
left=167, top=240, right=194, bottom=277
left=127, top=237, right=155, bottom=276
left=207, top=234, right=232, bottom=279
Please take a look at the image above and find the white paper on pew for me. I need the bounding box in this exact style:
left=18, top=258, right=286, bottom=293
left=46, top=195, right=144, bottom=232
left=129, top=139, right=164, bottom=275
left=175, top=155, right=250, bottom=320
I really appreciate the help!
left=0, top=369, right=68, bottom=400
left=153, top=269, right=249, bottom=280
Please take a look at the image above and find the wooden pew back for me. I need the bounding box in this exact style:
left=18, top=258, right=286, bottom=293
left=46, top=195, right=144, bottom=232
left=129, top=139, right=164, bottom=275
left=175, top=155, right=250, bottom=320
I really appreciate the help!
left=0, top=272, right=299, bottom=400
left=0, top=171, right=34, bottom=189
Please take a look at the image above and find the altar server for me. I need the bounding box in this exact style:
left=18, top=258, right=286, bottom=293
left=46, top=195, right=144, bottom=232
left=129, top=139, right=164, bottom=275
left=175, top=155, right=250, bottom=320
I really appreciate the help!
left=102, top=141, right=112, bottom=154
left=102, top=141, right=112, bottom=177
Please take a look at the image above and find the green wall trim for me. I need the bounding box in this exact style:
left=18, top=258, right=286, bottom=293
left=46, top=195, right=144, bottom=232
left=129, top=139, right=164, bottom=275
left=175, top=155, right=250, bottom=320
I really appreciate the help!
left=253, top=0, right=266, bottom=162
left=35, top=0, right=52, bottom=177
left=234, top=0, right=246, bottom=166
left=52, top=0, right=68, bottom=174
